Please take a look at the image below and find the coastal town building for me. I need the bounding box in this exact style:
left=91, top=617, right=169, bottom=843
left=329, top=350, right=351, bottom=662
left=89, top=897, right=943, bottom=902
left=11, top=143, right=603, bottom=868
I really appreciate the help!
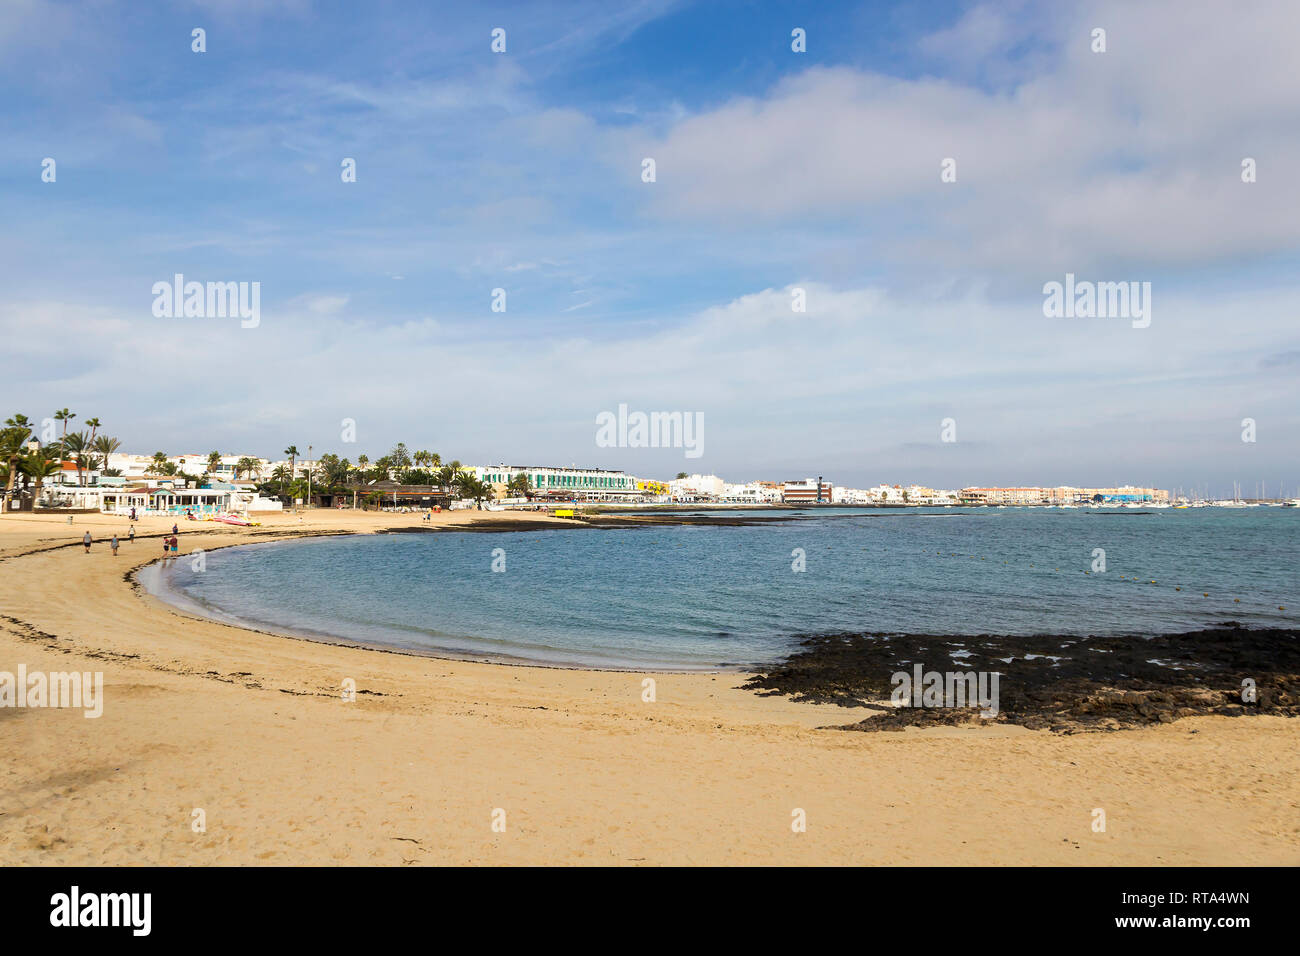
left=39, top=479, right=282, bottom=515
left=959, top=486, right=1170, bottom=505
left=636, top=479, right=670, bottom=497
left=720, top=481, right=784, bottom=503
left=782, top=477, right=833, bottom=504
left=669, top=474, right=726, bottom=500
left=472, top=465, right=642, bottom=500
left=82, top=453, right=273, bottom=482
left=832, top=486, right=875, bottom=504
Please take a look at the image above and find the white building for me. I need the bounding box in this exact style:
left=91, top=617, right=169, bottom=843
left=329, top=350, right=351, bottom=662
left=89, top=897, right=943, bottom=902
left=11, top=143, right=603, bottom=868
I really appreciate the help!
left=40, top=479, right=281, bottom=515
left=166, top=454, right=270, bottom=480
left=70, top=452, right=272, bottom=483
left=720, top=481, right=784, bottom=503
left=831, top=486, right=876, bottom=504
left=906, top=485, right=960, bottom=506
left=472, top=464, right=642, bottom=500
left=865, top=484, right=903, bottom=503
left=669, top=474, right=726, bottom=500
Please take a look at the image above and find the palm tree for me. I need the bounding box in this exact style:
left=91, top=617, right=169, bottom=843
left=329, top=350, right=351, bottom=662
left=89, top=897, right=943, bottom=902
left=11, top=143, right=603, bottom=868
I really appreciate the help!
left=84, top=417, right=102, bottom=446
left=1, top=415, right=34, bottom=514
left=507, top=473, right=531, bottom=499
left=62, top=431, right=91, bottom=486
left=206, top=450, right=222, bottom=476
left=454, top=473, right=488, bottom=504
left=147, top=451, right=168, bottom=475
left=234, top=457, right=260, bottom=481
left=453, top=470, right=479, bottom=501
left=456, top=475, right=494, bottom=509
left=271, top=464, right=293, bottom=496
left=435, top=464, right=457, bottom=496
left=413, top=449, right=431, bottom=468
left=283, top=445, right=299, bottom=479
left=92, top=436, right=121, bottom=480
left=53, top=409, right=75, bottom=451
left=19, top=448, right=61, bottom=511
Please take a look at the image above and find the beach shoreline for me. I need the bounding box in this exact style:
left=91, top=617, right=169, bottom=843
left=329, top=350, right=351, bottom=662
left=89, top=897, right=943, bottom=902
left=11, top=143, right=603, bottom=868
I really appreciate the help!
left=1, top=509, right=1298, bottom=865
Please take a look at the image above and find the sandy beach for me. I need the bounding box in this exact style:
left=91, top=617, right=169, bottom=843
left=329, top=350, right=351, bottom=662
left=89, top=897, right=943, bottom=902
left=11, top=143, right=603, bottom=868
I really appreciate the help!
left=1, top=508, right=1297, bottom=866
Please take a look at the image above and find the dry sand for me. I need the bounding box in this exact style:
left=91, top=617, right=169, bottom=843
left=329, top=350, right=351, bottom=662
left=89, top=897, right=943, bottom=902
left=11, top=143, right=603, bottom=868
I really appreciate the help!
left=1, top=508, right=1296, bottom=865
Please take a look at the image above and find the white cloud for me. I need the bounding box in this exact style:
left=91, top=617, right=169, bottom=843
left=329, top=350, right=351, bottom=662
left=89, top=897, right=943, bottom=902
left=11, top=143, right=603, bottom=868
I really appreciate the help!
left=613, top=0, right=1300, bottom=277
left=4, top=276, right=1295, bottom=488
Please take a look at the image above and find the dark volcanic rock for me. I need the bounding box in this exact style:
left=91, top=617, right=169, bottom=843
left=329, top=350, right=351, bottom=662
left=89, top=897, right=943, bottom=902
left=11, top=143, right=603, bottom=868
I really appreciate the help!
left=742, top=625, right=1300, bottom=734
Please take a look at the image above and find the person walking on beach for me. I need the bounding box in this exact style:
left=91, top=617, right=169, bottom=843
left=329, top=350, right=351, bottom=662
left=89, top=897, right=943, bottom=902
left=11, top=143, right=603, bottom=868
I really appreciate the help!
left=169, top=535, right=179, bottom=556
left=128, top=525, right=135, bottom=544
left=110, top=535, right=119, bottom=556
left=163, top=536, right=171, bottom=559
left=172, top=522, right=179, bottom=535
left=82, top=531, right=92, bottom=553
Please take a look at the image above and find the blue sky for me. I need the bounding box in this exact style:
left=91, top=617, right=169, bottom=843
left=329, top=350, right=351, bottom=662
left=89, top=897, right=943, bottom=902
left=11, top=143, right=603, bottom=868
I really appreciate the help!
left=3, top=0, right=1298, bottom=495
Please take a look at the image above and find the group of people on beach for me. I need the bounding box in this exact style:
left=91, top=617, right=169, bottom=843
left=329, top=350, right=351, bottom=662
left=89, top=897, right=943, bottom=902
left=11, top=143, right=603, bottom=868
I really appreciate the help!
left=83, top=527, right=133, bottom=555
left=81, top=523, right=178, bottom=557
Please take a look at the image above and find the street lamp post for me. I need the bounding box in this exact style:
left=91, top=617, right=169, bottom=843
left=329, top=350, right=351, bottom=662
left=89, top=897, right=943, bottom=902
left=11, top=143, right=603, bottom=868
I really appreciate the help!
left=307, top=445, right=312, bottom=509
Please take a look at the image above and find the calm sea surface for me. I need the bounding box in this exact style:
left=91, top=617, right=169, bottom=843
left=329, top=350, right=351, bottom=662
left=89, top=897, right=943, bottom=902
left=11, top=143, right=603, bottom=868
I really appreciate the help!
left=142, top=508, right=1300, bottom=670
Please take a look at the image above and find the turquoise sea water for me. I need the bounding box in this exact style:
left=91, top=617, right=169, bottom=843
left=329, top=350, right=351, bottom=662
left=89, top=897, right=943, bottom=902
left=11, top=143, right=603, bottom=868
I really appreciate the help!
left=143, top=508, right=1300, bottom=670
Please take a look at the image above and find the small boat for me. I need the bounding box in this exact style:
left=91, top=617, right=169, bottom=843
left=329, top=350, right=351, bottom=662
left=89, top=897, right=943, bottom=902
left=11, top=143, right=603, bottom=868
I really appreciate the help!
left=214, top=513, right=256, bottom=526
